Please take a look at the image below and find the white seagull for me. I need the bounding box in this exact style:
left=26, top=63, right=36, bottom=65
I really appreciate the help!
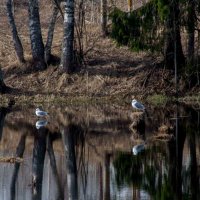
left=131, top=99, right=145, bottom=111
left=35, top=108, right=48, bottom=117
left=36, top=120, right=48, bottom=129
left=132, top=143, right=145, bottom=155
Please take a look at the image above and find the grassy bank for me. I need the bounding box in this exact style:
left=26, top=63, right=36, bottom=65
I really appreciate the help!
left=0, top=2, right=199, bottom=106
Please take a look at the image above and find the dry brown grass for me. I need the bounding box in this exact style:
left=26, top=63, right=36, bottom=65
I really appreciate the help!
left=0, top=1, right=199, bottom=103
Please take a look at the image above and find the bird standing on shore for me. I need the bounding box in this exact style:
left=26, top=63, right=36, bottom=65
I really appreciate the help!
left=131, top=99, right=145, bottom=111
left=35, top=108, right=48, bottom=117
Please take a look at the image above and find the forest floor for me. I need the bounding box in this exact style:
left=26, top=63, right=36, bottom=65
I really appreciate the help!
left=0, top=23, right=200, bottom=106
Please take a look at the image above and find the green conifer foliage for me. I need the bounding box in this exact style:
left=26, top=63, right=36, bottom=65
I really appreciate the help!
left=109, top=2, right=163, bottom=52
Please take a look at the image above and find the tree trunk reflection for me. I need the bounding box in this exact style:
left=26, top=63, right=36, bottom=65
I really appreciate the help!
left=10, top=133, right=27, bottom=200
left=47, top=133, right=64, bottom=200
left=32, top=127, right=47, bottom=200
left=168, top=104, right=186, bottom=200
left=0, top=106, right=11, bottom=141
left=61, top=124, right=78, bottom=200
left=103, top=153, right=111, bottom=200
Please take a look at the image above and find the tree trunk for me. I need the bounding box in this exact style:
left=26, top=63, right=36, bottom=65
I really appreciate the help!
left=28, top=0, right=45, bottom=70
left=187, top=0, right=195, bottom=64
left=127, top=0, right=133, bottom=12
left=0, top=67, right=7, bottom=94
left=164, top=1, right=185, bottom=70
left=101, top=0, right=108, bottom=37
left=60, top=0, right=75, bottom=73
left=45, top=3, right=59, bottom=64
left=6, top=0, right=25, bottom=63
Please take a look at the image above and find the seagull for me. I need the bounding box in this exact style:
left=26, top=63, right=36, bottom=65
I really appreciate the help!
left=131, top=99, right=145, bottom=111
left=35, top=120, right=48, bottom=129
left=132, top=143, right=145, bottom=155
left=35, top=108, right=48, bottom=117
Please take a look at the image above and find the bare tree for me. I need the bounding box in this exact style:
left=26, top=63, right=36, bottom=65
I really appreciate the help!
left=45, top=1, right=60, bottom=64
left=28, top=0, right=45, bottom=70
left=60, top=0, right=75, bottom=73
left=6, top=0, right=25, bottom=63
left=101, top=0, right=108, bottom=37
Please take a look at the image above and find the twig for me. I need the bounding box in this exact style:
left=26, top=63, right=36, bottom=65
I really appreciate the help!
left=0, top=157, right=23, bottom=163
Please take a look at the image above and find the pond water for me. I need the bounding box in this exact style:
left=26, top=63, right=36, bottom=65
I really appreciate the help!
left=0, top=103, right=199, bottom=200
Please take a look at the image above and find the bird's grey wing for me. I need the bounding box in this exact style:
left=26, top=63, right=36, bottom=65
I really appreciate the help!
left=135, top=102, right=144, bottom=110
left=38, top=111, right=46, bottom=115
left=37, top=120, right=47, bottom=125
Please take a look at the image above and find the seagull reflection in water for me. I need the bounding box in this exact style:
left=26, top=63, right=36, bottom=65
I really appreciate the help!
left=132, top=143, right=146, bottom=155
left=36, top=120, right=48, bottom=129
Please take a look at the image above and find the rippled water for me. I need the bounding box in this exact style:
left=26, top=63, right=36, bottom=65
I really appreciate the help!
left=0, top=103, right=199, bottom=200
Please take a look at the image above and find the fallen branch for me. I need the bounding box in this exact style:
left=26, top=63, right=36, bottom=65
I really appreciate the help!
left=0, top=157, right=23, bottom=163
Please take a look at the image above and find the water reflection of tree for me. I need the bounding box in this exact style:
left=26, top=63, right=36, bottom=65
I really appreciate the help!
left=4, top=106, right=89, bottom=200
left=32, top=127, right=47, bottom=200
left=0, top=104, right=13, bottom=141
left=76, top=126, right=88, bottom=200
left=113, top=153, right=143, bottom=187
left=47, top=132, right=64, bottom=200
left=183, top=107, right=200, bottom=199
left=61, top=124, right=78, bottom=200
left=113, top=105, right=200, bottom=200
left=60, top=112, right=89, bottom=200
left=10, top=132, right=27, bottom=200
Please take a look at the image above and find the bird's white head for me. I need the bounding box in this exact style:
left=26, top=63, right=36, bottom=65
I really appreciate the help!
left=36, top=108, right=40, bottom=111
left=132, top=99, right=137, bottom=103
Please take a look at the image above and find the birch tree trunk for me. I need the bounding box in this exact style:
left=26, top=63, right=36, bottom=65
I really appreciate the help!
left=28, top=0, right=45, bottom=70
left=45, top=2, right=59, bottom=64
left=101, top=0, right=108, bottom=37
left=60, top=0, right=75, bottom=73
left=6, top=0, right=25, bottom=63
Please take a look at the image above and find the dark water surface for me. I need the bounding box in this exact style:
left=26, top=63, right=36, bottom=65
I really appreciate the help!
left=0, top=103, right=199, bottom=200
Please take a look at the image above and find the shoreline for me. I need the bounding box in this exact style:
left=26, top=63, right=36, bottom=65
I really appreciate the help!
left=0, top=92, right=199, bottom=107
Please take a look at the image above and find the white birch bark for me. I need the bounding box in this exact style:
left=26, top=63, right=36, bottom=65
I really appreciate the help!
left=45, top=3, right=59, bottom=64
left=60, top=0, right=75, bottom=73
left=28, top=0, right=45, bottom=69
